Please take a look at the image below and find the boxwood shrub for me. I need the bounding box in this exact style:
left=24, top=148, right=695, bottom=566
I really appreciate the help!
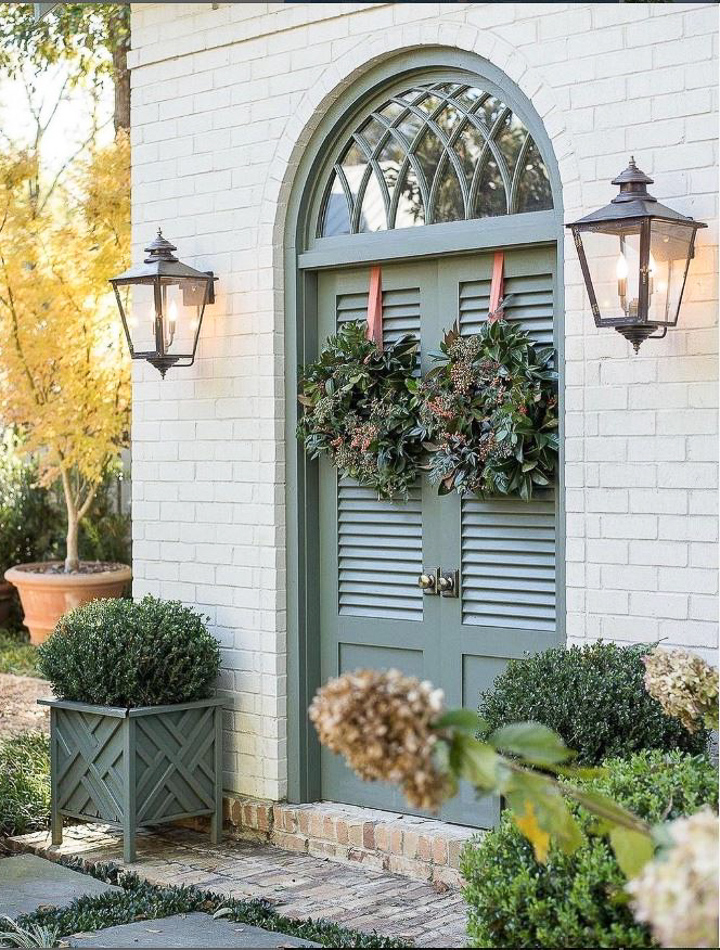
left=38, top=596, right=220, bottom=708
left=461, top=750, right=719, bottom=949
left=479, top=641, right=707, bottom=765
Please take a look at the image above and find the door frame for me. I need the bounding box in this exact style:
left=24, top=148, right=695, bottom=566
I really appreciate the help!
left=283, top=49, right=566, bottom=805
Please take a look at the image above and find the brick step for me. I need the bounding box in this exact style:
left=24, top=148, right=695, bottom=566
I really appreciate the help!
left=224, top=797, right=481, bottom=888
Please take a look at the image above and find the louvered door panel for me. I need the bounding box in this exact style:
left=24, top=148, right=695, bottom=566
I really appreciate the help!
left=317, top=250, right=561, bottom=829
left=336, top=287, right=421, bottom=345
left=461, top=495, right=556, bottom=630
left=337, top=480, right=423, bottom=621
left=459, top=271, right=554, bottom=344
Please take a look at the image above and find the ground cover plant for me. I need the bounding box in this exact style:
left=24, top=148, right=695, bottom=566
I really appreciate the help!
left=0, top=630, right=40, bottom=677
left=460, top=750, right=718, bottom=949
left=478, top=641, right=707, bottom=765
left=16, top=861, right=409, bottom=949
left=0, top=732, right=50, bottom=836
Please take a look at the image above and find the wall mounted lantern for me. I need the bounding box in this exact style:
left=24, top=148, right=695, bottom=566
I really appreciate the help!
left=109, top=229, right=216, bottom=377
left=567, top=158, right=706, bottom=352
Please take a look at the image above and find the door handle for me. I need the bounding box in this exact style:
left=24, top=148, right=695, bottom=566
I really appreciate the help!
left=417, top=572, right=437, bottom=594
left=438, top=569, right=459, bottom=598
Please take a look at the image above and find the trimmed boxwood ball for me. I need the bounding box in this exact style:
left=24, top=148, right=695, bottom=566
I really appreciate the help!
left=479, top=641, right=708, bottom=765
left=461, top=750, right=719, bottom=950
left=38, top=596, right=220, bottom=708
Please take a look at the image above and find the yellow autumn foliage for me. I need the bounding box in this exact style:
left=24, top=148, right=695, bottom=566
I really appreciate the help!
left=0, top=132, right=131, bottom=567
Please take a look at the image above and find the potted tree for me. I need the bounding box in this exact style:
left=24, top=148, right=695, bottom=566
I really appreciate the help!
left=38, top=596, right=223, bottom=863
left=0, top=137, right=132, bottom=643
left=0, top=434, right=58, bottom=627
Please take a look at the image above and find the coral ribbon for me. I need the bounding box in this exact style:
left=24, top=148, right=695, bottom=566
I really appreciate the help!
left=366, top=264, right=384, bottom=351
left=488, top=250, right=505, bottom=322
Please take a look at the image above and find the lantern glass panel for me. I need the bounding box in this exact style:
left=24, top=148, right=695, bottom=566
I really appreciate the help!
left=578, top=223, right=642, bottom=322
left=647, top=220, right=694, bottom=328
left=115, top=281, right=156, bottom=354
left=158, top=278, right=206, bottom=357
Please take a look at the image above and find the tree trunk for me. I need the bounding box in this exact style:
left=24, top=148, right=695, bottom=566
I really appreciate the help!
left=112, top=20, right=130, bottom=133
left=65, top=513, right=79, bottom=573
left=60, top=467, right=80, bottom=573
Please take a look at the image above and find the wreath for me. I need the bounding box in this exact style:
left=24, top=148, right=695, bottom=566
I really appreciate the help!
left=418, top=318, right=558, bottom=500
left=297, top=321, right=424, bottom=500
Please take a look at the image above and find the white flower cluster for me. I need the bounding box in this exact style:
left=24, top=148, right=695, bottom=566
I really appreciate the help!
left=627, top=809, right=719, bottom=949
left=309, top=668, right=450, bottom=811
left=643, top=647, right=719, bottom=733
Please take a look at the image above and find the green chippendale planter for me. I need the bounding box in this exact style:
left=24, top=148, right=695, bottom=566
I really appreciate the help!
left=39, top=696, right=224, bottom=863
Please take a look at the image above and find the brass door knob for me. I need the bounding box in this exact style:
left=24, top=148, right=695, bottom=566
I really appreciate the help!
left=418, top=573, right=436, bottom=591
left=438, top=569, right=459, bottom=597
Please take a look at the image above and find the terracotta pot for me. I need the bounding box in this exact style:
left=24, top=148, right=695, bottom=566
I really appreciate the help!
left=0, top=580, right=14, bottom=628
left=4, top=562, right=132, bottom=645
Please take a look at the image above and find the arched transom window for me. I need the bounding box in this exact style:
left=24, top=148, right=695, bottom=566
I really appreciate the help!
left=318, top=80, right=553, bottom=238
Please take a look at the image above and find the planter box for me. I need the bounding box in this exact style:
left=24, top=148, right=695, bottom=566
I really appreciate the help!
left=39, top=696, right=224, bottom=863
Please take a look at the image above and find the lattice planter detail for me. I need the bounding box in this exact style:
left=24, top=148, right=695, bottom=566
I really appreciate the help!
left=40, top=696, right=224, bottom=862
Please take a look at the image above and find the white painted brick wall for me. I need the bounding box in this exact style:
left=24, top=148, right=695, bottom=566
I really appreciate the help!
left=128, top=2, right=719, bottom=800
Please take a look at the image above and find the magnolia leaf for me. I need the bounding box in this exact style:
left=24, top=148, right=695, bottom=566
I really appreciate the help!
left=489, top=721, right=575, bottom=765
left=609, top=826, right=655, bottom=879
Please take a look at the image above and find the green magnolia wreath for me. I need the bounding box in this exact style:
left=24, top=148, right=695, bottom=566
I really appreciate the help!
left=418, top=318, right=558, bottom=500
left=297, top=321, right=424, bottom=500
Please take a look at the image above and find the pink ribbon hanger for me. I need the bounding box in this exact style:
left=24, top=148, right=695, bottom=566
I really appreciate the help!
left=488, top=250, right=505, bottom=323
left=366, top=264, right=384, bottom=351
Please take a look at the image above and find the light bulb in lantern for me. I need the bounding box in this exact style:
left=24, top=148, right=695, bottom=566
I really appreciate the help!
left=167, top=299, right=178, bottom=347
left=648, top=251, right=656, bottom=297
left=616, top=252, right=628, bottom=311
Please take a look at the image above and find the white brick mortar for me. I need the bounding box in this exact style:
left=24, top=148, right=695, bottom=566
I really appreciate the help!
left=129, top=2, right=719, bottom=799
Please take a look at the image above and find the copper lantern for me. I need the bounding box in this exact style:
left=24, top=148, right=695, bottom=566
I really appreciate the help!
left=567, top=158, right=706, bottom=352
left=110, top=229, right=216, bottom=377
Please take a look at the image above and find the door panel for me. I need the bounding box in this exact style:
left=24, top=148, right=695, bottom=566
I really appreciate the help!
left=337, top=481, right=423, bottom=621
left=317, top=247, right=561, bottom=827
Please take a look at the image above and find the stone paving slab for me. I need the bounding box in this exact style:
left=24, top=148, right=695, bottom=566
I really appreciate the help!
left=11, top=825, right=468, bottom=947
left=68, top=912, right=321, bottom=948
left=0, top=853, right=121, bottom=919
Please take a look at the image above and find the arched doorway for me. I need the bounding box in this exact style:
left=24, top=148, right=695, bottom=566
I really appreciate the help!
left=284, top=51, right=565, bottom=826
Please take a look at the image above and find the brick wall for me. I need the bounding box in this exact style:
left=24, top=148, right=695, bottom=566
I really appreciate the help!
left=128, top=2, right=719, bottom=801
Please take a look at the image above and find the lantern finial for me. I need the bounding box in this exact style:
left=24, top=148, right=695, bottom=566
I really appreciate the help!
left=144, top=229, right=179, bottom=264
left=611, top=157, right=656, bottom=204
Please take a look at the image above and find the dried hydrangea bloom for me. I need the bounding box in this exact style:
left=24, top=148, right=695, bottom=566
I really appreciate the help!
left=643, top=648, right=719, bottom=733
left=627, top=809, right=719, bottom=949
left=309, top=669, right=451, bottom=811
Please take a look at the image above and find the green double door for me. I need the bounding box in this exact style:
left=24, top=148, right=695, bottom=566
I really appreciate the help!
left=317, top=246, right=561, bottom=826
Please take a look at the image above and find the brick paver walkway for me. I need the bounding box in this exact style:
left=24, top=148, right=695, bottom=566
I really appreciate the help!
left=12, top=825, right=468, bottom=948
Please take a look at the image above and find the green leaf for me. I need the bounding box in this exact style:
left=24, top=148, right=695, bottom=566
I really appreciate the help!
left=489, top=721, right=575, bottom=766
left=434, top=709, right=485, bottom=733
left=609, top=826, right=655, bottom=879
left=503, top=769, right=583, bottom=860
left=570, top=788, right=650, bottom=834
left=454, top=736, right=499, bottom=790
